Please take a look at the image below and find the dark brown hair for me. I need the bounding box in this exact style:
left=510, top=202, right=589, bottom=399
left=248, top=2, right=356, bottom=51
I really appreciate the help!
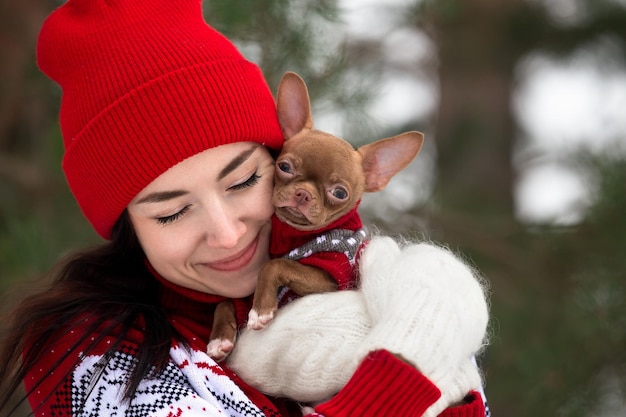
left=0, top=211, right=178, bottom=416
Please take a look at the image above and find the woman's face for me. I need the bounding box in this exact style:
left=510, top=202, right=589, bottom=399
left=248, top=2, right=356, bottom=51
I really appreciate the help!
left=127, top=142, right=275, bottom=298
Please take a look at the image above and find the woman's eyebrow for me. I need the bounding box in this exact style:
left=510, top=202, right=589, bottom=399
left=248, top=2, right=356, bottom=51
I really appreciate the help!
left=135, top=190, right=189, bottom=204
left=135, top=145, right=259, bottom=204
left=218, top=145, right=258, bottom=181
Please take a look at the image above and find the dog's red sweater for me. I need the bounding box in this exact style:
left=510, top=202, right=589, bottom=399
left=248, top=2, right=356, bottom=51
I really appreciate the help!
left=269, top=205, right=365, bottom=293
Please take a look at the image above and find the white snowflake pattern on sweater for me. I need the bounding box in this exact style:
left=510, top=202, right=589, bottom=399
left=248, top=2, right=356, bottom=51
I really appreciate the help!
left=70, top=345, right=265, bottom=417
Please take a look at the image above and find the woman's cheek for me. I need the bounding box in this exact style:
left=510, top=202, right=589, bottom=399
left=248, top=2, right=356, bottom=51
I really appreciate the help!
left=260, top=177, right=276, bottom=215
left=143, top=222, right=198, bottom=264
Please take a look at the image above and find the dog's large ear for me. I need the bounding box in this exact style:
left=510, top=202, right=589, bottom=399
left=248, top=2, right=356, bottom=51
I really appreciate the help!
left=359, top=131, right=424, bottom=192
left=276, top=72, right=314, bottom=139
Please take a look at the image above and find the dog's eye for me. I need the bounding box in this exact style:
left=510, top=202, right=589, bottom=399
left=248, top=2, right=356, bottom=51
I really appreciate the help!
left=329, top=186, right=349, bottom=201
left=277, top=161, right=292, bottom=174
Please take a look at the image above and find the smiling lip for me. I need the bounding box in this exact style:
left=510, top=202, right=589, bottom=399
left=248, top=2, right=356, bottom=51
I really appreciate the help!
left=201, top=236, right=259, bottom=272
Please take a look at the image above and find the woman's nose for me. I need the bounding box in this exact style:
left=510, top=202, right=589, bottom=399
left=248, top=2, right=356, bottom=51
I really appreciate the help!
left=203, top=201, right=245, bottom=249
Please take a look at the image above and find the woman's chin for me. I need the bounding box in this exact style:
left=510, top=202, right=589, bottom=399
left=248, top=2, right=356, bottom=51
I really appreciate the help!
left=221, top=270, right=260, bottom=298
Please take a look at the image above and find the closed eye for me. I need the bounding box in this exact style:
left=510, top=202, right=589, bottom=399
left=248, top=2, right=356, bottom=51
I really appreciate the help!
left=229, top=172, right=260, bottom=191
left=156, top=205, right=191, bottom=225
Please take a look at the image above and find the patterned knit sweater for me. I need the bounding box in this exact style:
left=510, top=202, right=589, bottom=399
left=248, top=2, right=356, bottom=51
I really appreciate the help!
left=269, top=206, right=367, bottom=306
left=24, top=267, right=488, bottom=417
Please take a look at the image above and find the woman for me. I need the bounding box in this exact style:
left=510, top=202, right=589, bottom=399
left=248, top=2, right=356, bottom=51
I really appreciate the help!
left=0, top=0, right=489, bottom=416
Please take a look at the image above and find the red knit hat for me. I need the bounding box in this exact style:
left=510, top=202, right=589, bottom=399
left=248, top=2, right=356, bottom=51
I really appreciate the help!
left=37, top=0, right=284, bottom=239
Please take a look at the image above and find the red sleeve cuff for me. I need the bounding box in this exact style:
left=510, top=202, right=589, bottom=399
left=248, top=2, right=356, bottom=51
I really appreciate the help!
left=314, top=349, right=441, bottom=417
left=438, top=390, right=486, bottom=417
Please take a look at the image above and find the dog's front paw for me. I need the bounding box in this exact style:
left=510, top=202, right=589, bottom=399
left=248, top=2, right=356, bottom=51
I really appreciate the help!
left=247, top=308, right=275, bottom=330
left=206, top=338, right=234, bottom=362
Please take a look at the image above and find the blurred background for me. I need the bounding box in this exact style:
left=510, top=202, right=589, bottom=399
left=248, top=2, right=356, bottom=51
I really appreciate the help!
left=1, top=0, right=625, bottom=416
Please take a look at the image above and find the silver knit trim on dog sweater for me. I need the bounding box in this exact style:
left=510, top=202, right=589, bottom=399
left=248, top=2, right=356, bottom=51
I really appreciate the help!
left=283, top=227, right=369, bottom=266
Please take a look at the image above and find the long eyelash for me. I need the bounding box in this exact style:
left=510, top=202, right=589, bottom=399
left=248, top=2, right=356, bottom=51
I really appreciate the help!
left=229, top=172, right=260, bottom=191
left=156, top=205, right=190, bottom=225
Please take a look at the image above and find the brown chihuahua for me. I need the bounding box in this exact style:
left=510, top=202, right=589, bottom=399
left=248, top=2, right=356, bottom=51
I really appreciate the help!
left=206, top=72, right=423, bottom=361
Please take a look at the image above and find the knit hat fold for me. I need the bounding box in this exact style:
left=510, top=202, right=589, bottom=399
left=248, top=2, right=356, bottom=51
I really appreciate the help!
left=37, top=0, right=283, bottom=238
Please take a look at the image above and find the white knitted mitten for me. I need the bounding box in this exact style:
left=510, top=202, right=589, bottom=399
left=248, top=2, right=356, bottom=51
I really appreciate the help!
left=356, top=236, right=489, bottom=413
left=424, top=358, right=484, bottom=417
left=228, top=236, right=489, bottom=412
left=227, top=290, right=372, bottom=403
